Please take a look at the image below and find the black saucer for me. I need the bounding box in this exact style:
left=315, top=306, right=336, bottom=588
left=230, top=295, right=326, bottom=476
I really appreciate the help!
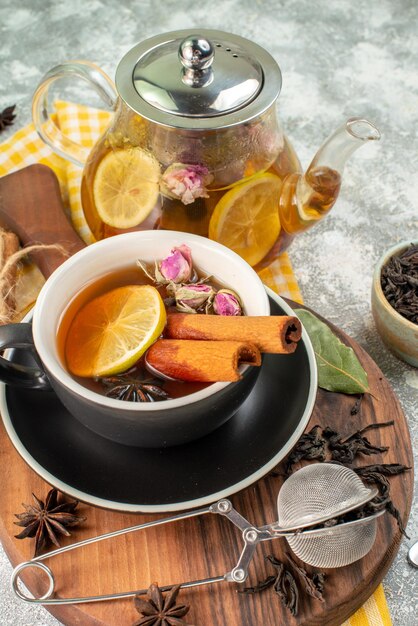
left=0, top=292, right=316, bottom=512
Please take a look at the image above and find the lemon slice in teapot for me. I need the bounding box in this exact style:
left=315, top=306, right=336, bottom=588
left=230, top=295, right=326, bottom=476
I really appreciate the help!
left=93, top=148, right=160, bottom=229
left=209, top=173, right=282, bottom=266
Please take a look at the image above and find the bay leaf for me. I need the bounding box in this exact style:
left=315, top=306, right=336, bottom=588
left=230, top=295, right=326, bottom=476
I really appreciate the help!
left=295, top=309, right=369, bottom=394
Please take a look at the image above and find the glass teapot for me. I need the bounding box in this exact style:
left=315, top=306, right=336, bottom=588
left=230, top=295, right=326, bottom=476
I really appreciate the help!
left=32, top=29, right=380, bottom=268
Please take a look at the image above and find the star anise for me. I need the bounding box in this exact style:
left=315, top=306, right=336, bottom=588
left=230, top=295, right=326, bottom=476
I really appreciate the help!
left=133, top=583, right=193, bottom=626
left=100, top=369, right=171, bottom=402
left=14, top=488, right=86, bottom=557
left=0, top=105, right=16, bottom=132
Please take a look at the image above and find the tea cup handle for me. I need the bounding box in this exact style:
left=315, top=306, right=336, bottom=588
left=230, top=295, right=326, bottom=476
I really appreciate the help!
left=0, top=323, right=51, bottom=390
left=32, top=61, right=118, bottom=167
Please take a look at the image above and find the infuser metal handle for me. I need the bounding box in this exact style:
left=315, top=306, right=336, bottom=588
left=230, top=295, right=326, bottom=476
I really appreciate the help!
left=11, top=559, right=227, bottom=606
left=10, top=496, right=386, bottom=606
left=11, top=502, right=235, bottom=605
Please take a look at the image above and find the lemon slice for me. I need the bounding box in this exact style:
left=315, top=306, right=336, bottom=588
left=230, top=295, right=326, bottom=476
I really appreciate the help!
left=93, top=148, right=160, bottom=229
left=65, top=285, right=166, bottom=378
left=209, top=173, right=282, bottom=266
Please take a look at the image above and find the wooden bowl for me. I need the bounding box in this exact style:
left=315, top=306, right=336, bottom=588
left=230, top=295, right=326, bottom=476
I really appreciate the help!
left=371, top=240, right=418, bottom=367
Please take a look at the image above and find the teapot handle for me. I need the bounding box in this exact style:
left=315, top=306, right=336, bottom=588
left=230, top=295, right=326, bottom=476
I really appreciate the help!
left=32, top=61, right=118, bottom=167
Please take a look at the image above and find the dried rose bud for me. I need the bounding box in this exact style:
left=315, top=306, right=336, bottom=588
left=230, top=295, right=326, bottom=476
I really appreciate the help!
left=171, top=283, right=215, bottom=313
left=157, top=244, right=193, bottom=284
left=161, top=163, right=213, bottom=205
left=213, top=289, right=242, bottom=316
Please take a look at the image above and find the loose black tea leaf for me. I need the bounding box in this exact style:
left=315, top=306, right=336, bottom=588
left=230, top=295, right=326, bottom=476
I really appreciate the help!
left=351, top=420, right=395, bottom=435
left=323, top=421, right=392, bottom=464
left=351, top=466, right=410, bottom=538
left=266, top=556, right=299, bottom=616
left=241, top=556, right=302, bottom=615
left=354, top=463, right=411, bottom=477
left=286, top=553, right=325, bottom=602
left=312, top=572, right=326, bottom=596
left=0, top=104, right=16, bottom=132
left=277, top=569, right=299, bottom=616
left=380, top=244, right=418, bottom=324
left=283, top=425, right=326, bottom=475
left=350, top=396, right=363, bottom=415
left=331, top=436, right=387, bottom=463
left=239, top=575, right=276, bottom=594
left=240, top=553, right=327, bottom=616
left=385, top=501, right=409, bottom=538
left=276, top=421, right=395, bottom=477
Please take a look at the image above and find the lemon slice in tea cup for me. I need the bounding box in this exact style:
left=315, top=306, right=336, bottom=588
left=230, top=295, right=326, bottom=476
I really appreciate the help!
left=65, top=285, right=166, bottom=378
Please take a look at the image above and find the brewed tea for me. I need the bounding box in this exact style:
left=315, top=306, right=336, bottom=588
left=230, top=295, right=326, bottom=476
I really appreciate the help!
left=57, top=248, right=241, bottom=402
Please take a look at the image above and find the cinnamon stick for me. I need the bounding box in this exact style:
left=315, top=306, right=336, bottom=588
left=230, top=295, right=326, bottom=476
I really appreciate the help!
left=166, top=314, right=302, bottom=354
left=146, top=339, right=261, bottom=382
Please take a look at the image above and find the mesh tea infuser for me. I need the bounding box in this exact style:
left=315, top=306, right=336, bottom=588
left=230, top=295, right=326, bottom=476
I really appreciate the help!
left=11, top=463, right=385, bottom=606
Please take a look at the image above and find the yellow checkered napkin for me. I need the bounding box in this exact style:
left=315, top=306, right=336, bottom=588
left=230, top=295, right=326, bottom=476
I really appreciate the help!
left=0, top=101, right=391, bottom=626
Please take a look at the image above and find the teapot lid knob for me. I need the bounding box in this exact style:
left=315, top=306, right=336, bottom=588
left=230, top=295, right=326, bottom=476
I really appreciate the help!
left=179, top=36, right=215, bottom=71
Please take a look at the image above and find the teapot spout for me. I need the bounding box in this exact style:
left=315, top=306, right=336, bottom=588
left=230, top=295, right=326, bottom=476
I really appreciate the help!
left=279, top=118, right=381, bottom=235
left=309, top=118, right=381, bottom=171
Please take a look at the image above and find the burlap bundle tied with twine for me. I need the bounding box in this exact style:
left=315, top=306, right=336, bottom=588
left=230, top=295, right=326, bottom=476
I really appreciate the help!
left=0, top=228, right=64, bottom=324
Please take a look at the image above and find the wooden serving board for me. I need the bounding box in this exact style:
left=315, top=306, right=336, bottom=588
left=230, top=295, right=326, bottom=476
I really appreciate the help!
left=0, top=164, right=85, bottom=275
left=0, top=165, right=414, bottom=626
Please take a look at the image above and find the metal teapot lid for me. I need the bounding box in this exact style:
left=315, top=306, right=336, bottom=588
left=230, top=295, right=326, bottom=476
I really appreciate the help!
left=115, top=29, right=282, bottom=130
